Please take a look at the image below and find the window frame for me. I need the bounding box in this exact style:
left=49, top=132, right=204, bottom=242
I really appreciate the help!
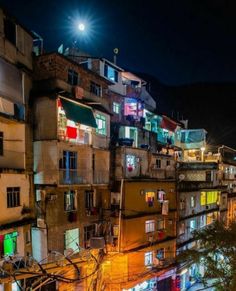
left=145, top=251, right=153, bottom=266
left=113, top=102, right=120, bottom=114
left=145, top=220, right=155, bottom=233
left=95, top=114, right=107, bottom=135
left=68, top=69, right=78, bottom=86
left=90, top=81, right=101, bottom=97
left=7, top=187, right=20, bottom=208
left=64, top=190, right=77, bottom=212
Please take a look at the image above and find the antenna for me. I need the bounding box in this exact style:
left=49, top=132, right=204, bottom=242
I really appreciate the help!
left=113, top=48, right=119, bottom=64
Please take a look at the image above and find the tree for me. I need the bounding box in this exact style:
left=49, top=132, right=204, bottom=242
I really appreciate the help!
left=178, top=220, right=236, bottom=291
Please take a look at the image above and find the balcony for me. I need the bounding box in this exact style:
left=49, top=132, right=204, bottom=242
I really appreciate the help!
left=93, top=170, right=109, bottom=184
left=59, top=169, right=92, bottom=185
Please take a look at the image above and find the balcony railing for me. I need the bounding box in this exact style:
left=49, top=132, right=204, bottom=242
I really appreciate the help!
left=59, top=169, right=92, bottom=184
left=93, top=170, right=109, bottom=184
left=59, top=169, right=109, bottom=185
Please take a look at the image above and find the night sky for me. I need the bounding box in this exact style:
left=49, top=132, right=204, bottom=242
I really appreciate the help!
left=1, top=0, right=236, bottom=147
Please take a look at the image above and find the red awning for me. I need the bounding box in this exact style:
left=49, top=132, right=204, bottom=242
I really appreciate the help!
left=160, top=115, right=178, bottom=132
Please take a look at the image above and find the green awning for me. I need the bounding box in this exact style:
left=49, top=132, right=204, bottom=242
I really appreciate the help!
left=60, top=98, right=97, bottom=128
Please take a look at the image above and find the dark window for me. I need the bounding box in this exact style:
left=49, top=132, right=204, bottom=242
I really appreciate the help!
left=206, top=171, right=212, bottom=181
left=85, top=191, right=94, bottom=209
left=90, top=81, right=101, bottom=96
left=156, top=159, right=161, bottom=168
left=64, top=190, right=76, bottom=211
left=166, top=160, right=170, bottom=166
left=4, top=18, right=16, bottom=45
left=68, top=69, right=78, bottom=86
left=0, top=132, right=3, bottom=156
left=84, top=224, right=96, bottom=247
left=60, top=151, right=77, bottom=169
left=7, top=187, right=20, bottom=208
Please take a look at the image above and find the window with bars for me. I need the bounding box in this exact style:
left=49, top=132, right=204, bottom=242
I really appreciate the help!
left=60, top=151, right=77, bottom=169
left=85, top=190, right=95, bottom=210
left=7, top=187, right=20, bottom=208
left=113, top=102, right=120, bottom=114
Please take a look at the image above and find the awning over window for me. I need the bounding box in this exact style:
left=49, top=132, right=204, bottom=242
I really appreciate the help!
left=60, top=98, right=97, bottom=128
left=160, top=115, right=178, bottom=132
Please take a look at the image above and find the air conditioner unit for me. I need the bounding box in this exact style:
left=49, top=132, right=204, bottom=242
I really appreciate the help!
left=47, top=194, right=57, bottom=201
left=37, top=218, right=46, bottom=228
left=36, top=190, right=46, bottom=202
left=148, top=235, right=154, bottom=242
left=89, top=237, right=105, bottom=249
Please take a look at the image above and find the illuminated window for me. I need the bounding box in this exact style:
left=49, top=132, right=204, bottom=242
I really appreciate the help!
left=190, top=196, right=196, bottom=208
left=0, top=132, right=3, bottom=156
left=157, top=219, right=165, bottom=230
left=145, top=220, right=155, bottom=233
left=65, top=228, right=79, bottom=252
left=206, top=212, right=217, bottom=225
left=64, top=190, right=77, bottom=212
left=145, top=251, right=153, bottom=266
left=90, top=81, right=101, bottom=96
left=201, top=192, right=206, bottom=206
left=113, top=102, right=120, bottom=114
left=157, top=190, right=165, bottom=201
left=104, top=63, right=118, bottom=82
left=68, top=69, right=78, bottom=85
left=7, top=187, right=20, bottom=208
left=145, top=191, right=155, bottom=207
left=156, top=248, right=164, bottom=260
left=95, top=114, right=106, bottom=135
left=190, top=219, right=196, bottom=233
left=3, top=232, right=18, bottom=256
left=126, top=154, right=137, bottom=172
left=200, top=215, right=206, bottom=228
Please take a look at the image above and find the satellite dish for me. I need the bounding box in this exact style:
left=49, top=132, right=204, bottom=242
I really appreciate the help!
left=179, top=174, right=185, bottom=181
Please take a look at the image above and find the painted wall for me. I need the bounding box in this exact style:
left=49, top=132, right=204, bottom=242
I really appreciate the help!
left=0, top=122, right=25, bottom=169
left=0, top=173, right=30, bottom=223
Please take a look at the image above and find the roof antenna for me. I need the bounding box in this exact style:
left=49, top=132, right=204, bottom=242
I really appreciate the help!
left=113, top=48, right=119, bottom=65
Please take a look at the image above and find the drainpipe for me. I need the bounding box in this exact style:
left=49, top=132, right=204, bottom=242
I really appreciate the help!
left=118, top=178, right=124, bottom=252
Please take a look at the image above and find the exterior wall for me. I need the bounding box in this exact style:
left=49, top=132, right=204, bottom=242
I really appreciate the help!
left=0, top=173, right=30, bottom=224
left=0, top=225, right=31, bottom=257
left=115, top=147, right=149, bottom=179
left=121, top=214, right=176, bottom=251
left=93, top=148, right=110, bottom=184
left=33, top=97, right=57, bottom=141
left=34, top=140, right=93, bottom=185
left=35, top=186, right=108, bottom=255
left=0, top=122, right=25, bottom=169
left=150, top=154, right=175, bottom=179
left=0, top=9, right=33, bottom=70
left=123, top=181, right=176, bottom=216
left=34, top=53, right=111, bottom=111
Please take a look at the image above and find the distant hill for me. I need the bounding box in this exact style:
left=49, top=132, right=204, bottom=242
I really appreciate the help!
left=137, top=72, right=236, bottom=148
